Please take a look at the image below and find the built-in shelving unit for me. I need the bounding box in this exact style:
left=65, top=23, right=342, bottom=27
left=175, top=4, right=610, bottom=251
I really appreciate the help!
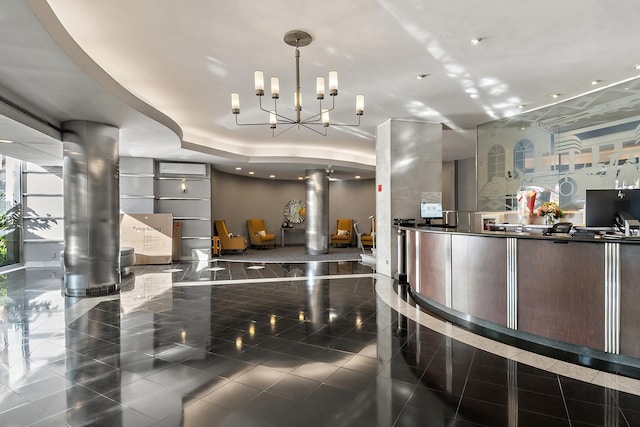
left=119, top=157, right=212, bottom=260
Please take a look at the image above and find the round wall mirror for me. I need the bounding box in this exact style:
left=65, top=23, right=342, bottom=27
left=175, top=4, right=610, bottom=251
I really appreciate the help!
left=284, top=199, right=306, bottom=224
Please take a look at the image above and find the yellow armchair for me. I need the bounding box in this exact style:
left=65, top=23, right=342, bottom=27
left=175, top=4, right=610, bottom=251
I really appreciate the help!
left=247, top=219, right=277, bottom=249
left=214, top=220, right=247, bottom=254
left=361, top=218, right=375, bottom=248
left=331, top=218, right=353, bottom=247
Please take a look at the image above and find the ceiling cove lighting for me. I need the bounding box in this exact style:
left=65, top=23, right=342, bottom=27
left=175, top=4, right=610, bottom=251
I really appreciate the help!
left=231, top=30, right=364, bottom=137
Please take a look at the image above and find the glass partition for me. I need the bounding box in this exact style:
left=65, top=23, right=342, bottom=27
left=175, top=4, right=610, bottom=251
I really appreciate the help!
left=477, top=76, right=640, bottom=212
left=0, top=155, right=21, bottom=267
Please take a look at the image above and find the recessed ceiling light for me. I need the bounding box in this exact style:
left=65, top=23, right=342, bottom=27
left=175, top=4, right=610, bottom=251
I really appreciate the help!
left=269, top=174, right=276, bottom=178
left=235, top=167, right=242, bottom=170
left=470, top=37, right=482, bottom=45
left=416, top=73, right=430, bottom=79
left=355, top=175, right=361, bottom=179
left=591, top=80, right=601, bottom=86
left=551, top=93, right=560, bottom=99
left=0, top=139, right=12, bottom=143
left=248, top=171, right=255, bottom=175
left=297, top=176, right=304, bottom=180
left=518, top=105, right=525, bottom=109
left=634, top=64, right=640, bottom=70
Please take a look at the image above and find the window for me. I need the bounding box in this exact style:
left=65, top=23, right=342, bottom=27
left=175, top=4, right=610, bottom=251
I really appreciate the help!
left=514, top=139, right=534, bottom=176
left=487, top=145, right=505, bottom=181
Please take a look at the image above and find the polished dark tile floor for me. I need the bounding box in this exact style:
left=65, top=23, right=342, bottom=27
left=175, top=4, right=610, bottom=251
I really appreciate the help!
left=1, top=261, right=639, bottom=426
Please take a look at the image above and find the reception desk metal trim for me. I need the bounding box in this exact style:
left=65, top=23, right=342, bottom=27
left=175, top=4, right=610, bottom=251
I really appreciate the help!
left=604, top=242, right=620, bottom=354
left=403, top=226, right=640, bottom=377
left=506, top=237, right=517, bottom=330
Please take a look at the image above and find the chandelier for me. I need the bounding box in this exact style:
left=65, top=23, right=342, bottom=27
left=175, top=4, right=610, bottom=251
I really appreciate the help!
left=231, top=30, right=364, bottom=137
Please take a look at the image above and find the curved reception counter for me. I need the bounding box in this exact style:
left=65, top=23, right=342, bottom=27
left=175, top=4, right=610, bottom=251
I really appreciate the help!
left=403, top=226, right=640, bottom=376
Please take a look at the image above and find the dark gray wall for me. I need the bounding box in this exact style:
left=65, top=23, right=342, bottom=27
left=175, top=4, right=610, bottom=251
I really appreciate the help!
left=211, top=169, right=375, bottom=245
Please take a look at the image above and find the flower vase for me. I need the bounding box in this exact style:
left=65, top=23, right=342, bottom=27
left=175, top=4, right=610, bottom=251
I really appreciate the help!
left=544, top=214, right=555, bottom=225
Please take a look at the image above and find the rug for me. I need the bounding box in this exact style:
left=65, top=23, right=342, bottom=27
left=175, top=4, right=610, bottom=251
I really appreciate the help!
left=218, top=244, right=367, bottom=263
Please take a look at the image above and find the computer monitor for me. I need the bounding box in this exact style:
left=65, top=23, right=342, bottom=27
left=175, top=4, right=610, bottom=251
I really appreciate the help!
left=585, top=189, right=640, bottom=227
left=420, top=202, right=443, bottom=224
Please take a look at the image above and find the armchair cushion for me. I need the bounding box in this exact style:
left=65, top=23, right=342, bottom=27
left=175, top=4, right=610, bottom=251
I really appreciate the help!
left=331, top=218, right=354, bottom=246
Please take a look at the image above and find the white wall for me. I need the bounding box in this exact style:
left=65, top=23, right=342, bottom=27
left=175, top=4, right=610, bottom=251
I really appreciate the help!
left=377, top=119, right=443, bottom=277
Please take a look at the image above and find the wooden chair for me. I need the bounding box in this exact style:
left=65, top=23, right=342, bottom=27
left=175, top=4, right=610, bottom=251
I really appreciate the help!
left=330, top=218, right=353, bottom=247
left=247, top=219, right=277, bottom=249
left=214, top=220, right=247, bottom=254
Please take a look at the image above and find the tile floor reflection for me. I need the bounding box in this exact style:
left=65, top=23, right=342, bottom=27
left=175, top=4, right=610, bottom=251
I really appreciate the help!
left=0, top=260, right=639, bottom=426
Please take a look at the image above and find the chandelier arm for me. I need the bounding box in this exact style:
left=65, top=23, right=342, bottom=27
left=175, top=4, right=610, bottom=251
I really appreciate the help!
left=324, top=115, right=362, bottom=127
left=235, top=115, right=274, bottom=126
left=300, top=96, right=336, bottom=124
left=273, top=112, right=297, bottom=124
left=300, top=113, right=322, bottom=123
left=257, top=95, right=275, bottom=115
left=299, top=122, right=328, bottom=136
left=272, top=123, right=299, bottom=137
left=325, top=95, right=337, bottom=113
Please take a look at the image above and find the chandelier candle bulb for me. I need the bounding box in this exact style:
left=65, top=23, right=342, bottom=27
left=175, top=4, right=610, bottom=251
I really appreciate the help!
left=316, top=77, right=325, bottom=99
left=269, top=111, right=277, bottom=128
left=270, top=77, right=279, bottom=99
left=294, top=91, right=302, bottom=111
left=356, top=95, right=365, bottom=115
left=329, top=71, right=338, bottom=96
left=254, top=70, right=264, bottom=95
left=231, top=93, right=240, bottom=114
left=322, top=109, right=330, bottom=127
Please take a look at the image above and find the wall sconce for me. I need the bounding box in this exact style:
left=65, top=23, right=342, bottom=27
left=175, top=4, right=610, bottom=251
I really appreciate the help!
left=180, top=181, right=188, bottom=193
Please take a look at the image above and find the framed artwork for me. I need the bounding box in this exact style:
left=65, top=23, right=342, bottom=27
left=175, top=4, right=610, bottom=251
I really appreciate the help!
left=284, top=199, right=306, bottom=224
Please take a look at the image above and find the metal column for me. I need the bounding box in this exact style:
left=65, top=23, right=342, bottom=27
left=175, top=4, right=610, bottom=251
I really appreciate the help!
left=396, top=227, right=407, bottom=284
left=305, top=169, right=329, bottom=255
left=63, top=120, right=120, bottom=297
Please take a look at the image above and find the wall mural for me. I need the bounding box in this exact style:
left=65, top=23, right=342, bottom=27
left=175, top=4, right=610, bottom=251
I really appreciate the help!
left=477, top=76, right=640, bottom=212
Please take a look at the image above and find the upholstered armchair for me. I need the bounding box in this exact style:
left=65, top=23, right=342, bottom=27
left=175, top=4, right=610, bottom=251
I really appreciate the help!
left=247, top=219, right=277, bottom=249
left=214, top=219, right=247, bottom=254
left=354, top=222, right=374, bottom=252
left=330, top=218, right=353, bottom=247
left=361, top=218, right=375, bottom=248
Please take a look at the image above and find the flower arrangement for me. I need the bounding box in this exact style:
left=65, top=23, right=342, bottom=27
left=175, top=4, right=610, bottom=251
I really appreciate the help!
left=536, top=201, right=563, bottom=218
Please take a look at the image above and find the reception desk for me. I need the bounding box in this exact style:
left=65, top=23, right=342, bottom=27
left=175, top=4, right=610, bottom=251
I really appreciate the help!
left=403, top=226, right=640, bottom=374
